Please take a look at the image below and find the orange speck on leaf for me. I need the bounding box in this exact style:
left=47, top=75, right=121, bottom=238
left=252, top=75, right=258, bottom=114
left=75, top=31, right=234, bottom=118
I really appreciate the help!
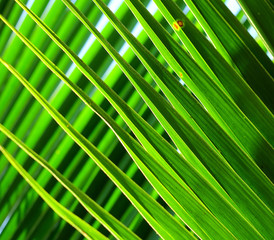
left=173, top=19, right=184, bottom=31
left=173, top=22, right=180, bottom=31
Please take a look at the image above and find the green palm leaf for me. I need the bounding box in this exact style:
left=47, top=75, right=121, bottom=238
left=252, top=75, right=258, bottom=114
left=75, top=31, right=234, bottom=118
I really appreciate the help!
left=0, top=0, right=273, bottom=239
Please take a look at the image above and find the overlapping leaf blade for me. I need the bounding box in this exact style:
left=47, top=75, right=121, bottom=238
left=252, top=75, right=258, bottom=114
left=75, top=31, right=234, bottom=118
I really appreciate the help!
left=236, top=0, right=274, bottom=55
left=87, top=0, right=274, bottom=212
left=0, top=57, right=197, bottom=240
left=0, top=146, right=109, bottom=240
left=121, top=0, right=274, bottom=182
left=0, top=124, right=141, bottom=240
left=184, top=0, right=274, bottom=113
left=152, top=0, right=274, bottom=148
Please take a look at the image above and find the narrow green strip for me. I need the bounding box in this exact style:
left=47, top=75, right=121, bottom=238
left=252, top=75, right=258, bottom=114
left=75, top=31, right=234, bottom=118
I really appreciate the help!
left=236, top=0, right=274, bottom=55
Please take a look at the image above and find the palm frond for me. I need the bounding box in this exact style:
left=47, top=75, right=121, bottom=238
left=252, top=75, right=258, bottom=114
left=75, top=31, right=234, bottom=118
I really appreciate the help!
left=0, top=0, right=273, bottom=239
